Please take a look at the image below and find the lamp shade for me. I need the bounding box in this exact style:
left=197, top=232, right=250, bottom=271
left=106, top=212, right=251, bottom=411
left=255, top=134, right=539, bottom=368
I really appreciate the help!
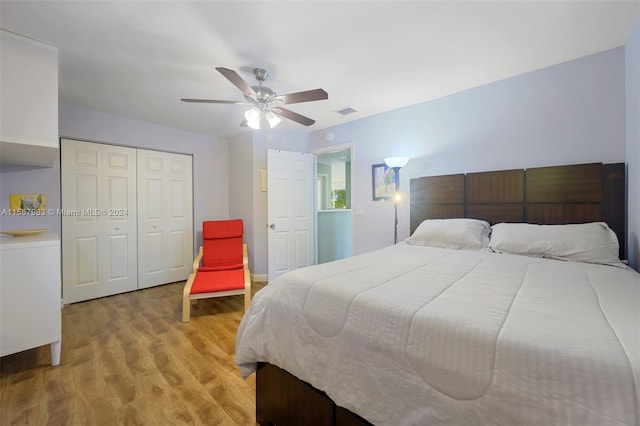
left=265, top=111, right=282, bottom=128
left=244, top=107, right=261, bottom=129
left=244, top=107, right=283, bottom=130
left=384, top=156, right=409, bottom=169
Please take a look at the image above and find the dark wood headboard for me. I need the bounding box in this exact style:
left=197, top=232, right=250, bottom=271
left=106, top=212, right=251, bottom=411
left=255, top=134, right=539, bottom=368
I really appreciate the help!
left=410, top=163, right=626, bottom=259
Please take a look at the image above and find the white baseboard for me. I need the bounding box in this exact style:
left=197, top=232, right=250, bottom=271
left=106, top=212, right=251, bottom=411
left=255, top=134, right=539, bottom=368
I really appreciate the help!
left=251, top=274, right=267, bottom=283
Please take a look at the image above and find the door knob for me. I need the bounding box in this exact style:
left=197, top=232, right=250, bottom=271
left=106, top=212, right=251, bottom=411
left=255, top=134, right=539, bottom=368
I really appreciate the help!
left=269, top=223, right=275, bottom=230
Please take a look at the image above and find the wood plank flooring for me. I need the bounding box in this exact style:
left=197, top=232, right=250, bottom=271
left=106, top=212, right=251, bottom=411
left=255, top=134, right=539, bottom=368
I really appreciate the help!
left=0, top=281, right=265, bottom=425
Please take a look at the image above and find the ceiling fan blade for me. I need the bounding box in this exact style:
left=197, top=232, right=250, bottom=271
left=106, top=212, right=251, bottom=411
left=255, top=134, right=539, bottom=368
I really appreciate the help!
left=273, top=88, right=328, bottom=105
left=181, top=98, right=250, bottom=105
left=215, top=67, right=257, bottom=99
left=272, top=107, right=316, bottom=126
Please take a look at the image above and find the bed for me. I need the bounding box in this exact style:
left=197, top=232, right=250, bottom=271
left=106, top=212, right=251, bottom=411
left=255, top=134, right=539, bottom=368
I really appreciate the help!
left=235, top=162, right=639, bottom=426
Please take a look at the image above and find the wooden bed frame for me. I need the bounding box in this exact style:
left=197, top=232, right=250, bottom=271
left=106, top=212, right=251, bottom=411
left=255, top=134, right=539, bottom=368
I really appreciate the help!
left=255, top=162, right=627, bottom=426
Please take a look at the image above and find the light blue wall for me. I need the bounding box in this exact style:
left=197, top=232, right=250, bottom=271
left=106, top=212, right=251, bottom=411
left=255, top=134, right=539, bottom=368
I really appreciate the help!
left=310, top=47, right=626, bottom=255
left=626, top=20, right=640, bottom=270
left=318, top=210, right=351, bottom=263
left=228, top=131, right=254, bottom=265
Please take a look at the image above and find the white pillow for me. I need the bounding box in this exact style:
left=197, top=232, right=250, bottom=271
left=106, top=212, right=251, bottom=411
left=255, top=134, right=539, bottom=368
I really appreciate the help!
left=489, top=222, right=622, bottom=266
left=407, top=218, right=491, bottom=250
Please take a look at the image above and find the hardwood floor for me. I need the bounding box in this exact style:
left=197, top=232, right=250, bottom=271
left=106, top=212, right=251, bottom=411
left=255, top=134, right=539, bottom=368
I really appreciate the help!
left=0, top=281, right=266, bottom=425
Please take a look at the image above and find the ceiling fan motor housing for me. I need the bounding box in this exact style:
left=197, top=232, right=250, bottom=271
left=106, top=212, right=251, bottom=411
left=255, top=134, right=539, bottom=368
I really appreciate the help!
left=253, top=68, right=268, bottom=82
left=247, top=68, right=280, bottom=106
left=248, top=86, right=277, bottom=103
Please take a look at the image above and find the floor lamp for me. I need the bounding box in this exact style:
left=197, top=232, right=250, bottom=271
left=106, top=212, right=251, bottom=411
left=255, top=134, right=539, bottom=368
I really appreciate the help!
left=384, top=156, right=409, bottom=244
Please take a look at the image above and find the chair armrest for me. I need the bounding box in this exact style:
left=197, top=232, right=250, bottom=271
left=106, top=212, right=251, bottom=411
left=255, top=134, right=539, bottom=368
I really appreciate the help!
left=192, top=246, right=203, bottom=273
left=242, top=243, right=249, bottom=269
left=183, top=272, right=197, bottom=298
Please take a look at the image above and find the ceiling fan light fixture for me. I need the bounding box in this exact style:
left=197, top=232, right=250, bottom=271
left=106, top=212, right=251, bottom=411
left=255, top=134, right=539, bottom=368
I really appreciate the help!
left=244, top=107, right=260, bottom=122
left=245, top=107, right=261, bottom=129
left=266, top=111, right=282, bottom=128
left=246, top=118, right=260, bottom=130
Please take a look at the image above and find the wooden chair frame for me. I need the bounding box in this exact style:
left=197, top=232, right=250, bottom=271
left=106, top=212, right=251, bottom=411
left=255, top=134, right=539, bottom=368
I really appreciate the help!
left=182, top=243, right=251, bottom=322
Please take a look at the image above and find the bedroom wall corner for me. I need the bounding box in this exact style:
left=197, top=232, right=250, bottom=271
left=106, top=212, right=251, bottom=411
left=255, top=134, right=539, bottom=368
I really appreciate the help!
left=228, top=132, right=255, bottom=270
left=625, top=19, right=640, bottom=271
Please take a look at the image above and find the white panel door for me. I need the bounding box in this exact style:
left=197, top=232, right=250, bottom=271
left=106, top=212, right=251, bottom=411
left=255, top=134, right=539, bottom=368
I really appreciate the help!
left=137, top=150, right=193, bottom=289
left=61, top=139, right=137, bottom=303
left=267, top=149, right=314, bottom=282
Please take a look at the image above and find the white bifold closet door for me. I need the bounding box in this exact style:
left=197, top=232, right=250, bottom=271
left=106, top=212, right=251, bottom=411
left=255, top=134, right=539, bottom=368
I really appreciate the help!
left=61, top=139, right=138, bottom=304
left=137, top=149, right=193, bottom=289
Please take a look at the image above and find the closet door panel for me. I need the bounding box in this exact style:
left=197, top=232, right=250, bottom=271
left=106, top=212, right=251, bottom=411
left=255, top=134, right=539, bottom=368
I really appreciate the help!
left=76, top=176, right=99, bottom=218
left=167, top=166, right=192, bottom=282
left=170, top=230, right=187, bottom=270
left=137, top=151, right=166, bottom=288
left=62, top=140, right=102, bottom=303
left=100, top=144, right=138, bottom=294
left=107, top=234, right=129, bottom=279
left=138, top=150, right=193, bottom=288
left=146, top=232, right=164, bottom=273
left=75, top=237, right=98, bottom=285
left=62, top=139, right=137, bottom=303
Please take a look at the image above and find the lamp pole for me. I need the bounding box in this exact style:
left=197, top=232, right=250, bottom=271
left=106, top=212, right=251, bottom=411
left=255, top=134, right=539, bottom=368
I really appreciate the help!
left=394, top=201, right=398, bottom=244
left=393, top=167, right=401, bottom=244
left=384, top=157, right=409, bottom=245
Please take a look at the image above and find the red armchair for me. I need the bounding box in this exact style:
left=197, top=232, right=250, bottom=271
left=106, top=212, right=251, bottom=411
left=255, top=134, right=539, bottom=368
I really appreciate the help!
left=182, top=219, right=251, bottom=322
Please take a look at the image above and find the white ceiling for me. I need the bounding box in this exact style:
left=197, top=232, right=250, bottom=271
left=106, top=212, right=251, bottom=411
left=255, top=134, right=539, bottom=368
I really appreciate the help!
left=1, top=1, right=638, bottom=139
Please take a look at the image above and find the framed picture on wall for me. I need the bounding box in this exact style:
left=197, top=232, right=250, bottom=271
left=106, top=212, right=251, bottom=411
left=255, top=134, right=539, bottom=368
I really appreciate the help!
left=9, top=193, right=46, bottom=213
left=372, top=163, right=398, bottom=201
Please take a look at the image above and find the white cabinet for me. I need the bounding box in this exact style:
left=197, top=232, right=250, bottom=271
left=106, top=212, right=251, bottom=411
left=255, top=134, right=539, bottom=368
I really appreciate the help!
left=0, top=233, right=62, bottom=366
left=0, top=30, right=59, bottom=167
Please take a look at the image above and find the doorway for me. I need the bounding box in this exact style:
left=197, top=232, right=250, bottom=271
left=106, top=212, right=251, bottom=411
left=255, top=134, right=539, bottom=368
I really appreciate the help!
left=314, top=144, right=353, bottom=264
left=266, top=149, right=315, bottom=283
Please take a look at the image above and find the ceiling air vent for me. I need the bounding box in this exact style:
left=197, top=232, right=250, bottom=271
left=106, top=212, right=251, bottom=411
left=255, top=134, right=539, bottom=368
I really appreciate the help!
left=335, top=106, right=357, bottom=116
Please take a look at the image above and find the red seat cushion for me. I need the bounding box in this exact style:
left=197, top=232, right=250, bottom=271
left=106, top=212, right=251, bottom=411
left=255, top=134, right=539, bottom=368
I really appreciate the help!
left=190, top=269, right=245, bottom=295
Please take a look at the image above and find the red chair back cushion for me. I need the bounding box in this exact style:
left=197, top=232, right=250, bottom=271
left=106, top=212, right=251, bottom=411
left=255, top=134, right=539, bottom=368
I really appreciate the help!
left=202, top=220, right=244, bottom=269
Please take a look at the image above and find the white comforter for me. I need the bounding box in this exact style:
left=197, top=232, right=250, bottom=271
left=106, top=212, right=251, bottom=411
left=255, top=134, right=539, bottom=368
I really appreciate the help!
left=236, top=243, right=640, bottom=426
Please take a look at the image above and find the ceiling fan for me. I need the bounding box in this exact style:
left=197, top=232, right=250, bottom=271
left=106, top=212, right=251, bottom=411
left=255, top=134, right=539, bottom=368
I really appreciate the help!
left=181, top=67, right=328, bottom=129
